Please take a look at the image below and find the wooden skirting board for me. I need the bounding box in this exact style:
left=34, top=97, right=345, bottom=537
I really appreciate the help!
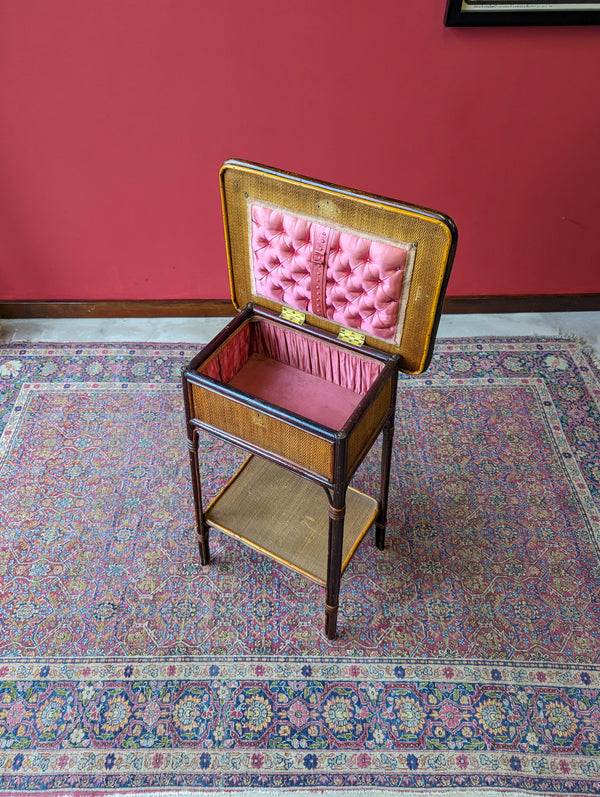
left=1, top=295, right=600, bottom=319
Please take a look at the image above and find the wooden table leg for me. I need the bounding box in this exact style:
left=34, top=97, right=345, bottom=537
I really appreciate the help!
left=186, top=429, right=210, bottom=566
left=375, top=412, right=395, bottom=551
left=325, top=485, right=347, bottom=640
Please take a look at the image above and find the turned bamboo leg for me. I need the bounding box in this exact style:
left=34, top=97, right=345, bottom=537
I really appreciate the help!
left=325, top=484, right=347, bottom=640
left=375, top=413, right=395, bottom=551
left=186, top=430, right=210, bottom=566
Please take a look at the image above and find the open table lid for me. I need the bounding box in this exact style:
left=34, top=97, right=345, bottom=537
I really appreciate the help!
left=220, top=159, right=457, bottom=374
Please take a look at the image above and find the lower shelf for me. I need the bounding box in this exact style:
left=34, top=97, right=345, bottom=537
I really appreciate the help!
left=204, top=456, right=379, bottom=586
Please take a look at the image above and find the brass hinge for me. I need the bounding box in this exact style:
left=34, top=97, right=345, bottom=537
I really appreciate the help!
left=280, top=307, right=306, bottom=325
left=338, top=327, right=365, bottom=347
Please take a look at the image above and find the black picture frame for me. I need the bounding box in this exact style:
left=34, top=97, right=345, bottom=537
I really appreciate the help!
left=445, top=0, right=600, bottom=26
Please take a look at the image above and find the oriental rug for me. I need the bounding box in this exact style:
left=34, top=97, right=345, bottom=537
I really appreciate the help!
left=0, top=338, right=599, bottom=796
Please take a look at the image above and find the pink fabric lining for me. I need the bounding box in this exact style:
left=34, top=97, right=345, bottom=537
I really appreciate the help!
left=200, top=318, right=383, bottom=428
left=251, top=205, right=408, bottom=340
left=228, top=354, right=364, bottom=429
left=203, top=323, right=252, bottom=383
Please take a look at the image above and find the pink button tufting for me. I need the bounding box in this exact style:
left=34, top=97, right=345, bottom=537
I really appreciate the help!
left=251, top=205, right=408, bottom=339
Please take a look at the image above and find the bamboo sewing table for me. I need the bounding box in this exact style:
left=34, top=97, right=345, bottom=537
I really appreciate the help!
left=182, top=160, right=457, bottom=639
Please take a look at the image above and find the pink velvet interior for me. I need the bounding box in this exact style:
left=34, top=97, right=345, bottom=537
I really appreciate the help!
left=201, top=319, right=383, bottom=429
left=251, top=205, right=409, bottom=340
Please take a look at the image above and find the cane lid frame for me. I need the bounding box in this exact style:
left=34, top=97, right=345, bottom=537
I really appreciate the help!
left=220, top=159, right=457, bottom=374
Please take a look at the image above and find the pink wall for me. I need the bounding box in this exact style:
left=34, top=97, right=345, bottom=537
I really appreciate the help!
left=1, top=0, right=599, bottom=302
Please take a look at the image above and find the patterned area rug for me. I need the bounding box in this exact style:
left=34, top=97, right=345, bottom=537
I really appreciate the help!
left=0, top=338, right=599, bottom=796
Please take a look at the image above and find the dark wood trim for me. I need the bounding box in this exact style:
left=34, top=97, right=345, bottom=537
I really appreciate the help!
left=443, top=294, right=600, bottom=314
left=0, top=299, right=236, bottom=319
left=1, top=294, right=599, bottom=319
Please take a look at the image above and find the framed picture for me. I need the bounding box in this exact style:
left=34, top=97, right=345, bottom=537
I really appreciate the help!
left=445, top=0, right=600, bottom=26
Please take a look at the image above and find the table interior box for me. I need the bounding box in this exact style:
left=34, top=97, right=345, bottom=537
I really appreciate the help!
left=182, top=160, right=457, bottom=639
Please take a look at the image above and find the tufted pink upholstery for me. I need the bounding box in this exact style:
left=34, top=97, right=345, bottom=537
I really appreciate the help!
left=251, top=205, right=409, bottom=340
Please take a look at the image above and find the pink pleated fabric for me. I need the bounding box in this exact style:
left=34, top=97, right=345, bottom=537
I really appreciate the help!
left=199, top=319, right=384, bottom=427
left=253, top=321, right=382, bottom=394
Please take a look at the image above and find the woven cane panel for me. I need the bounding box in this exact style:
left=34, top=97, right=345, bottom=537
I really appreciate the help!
left=346, top=379, right=392, bottom=478
left=190, top=384, right=334, bottom=480
left=221, top=163, right=454, bottom=374
left=205, top=457, right=379, bottom=586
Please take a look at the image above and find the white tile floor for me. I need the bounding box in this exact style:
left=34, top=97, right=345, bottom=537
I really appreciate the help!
left=1, top=312, right=600, bottom=355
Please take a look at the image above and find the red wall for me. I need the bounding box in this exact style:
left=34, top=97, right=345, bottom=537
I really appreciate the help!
left=1, top=0, right=599, bottom=302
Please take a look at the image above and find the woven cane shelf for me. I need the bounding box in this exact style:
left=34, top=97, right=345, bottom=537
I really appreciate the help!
left=204, top=455, right=378, bottom=586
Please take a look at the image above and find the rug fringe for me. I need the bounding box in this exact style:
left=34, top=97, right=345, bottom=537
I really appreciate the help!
left=33, top=789, right=583, bottom=797
left=553, top=330, right=600, bottom=368
left=69, top=789, right=578, bottom=797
